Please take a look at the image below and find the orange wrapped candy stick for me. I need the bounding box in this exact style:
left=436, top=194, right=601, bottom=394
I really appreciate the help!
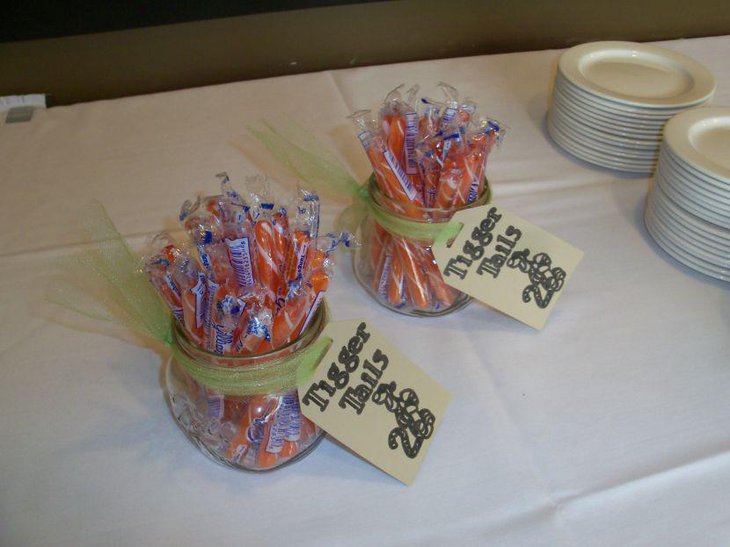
left=142, top=235, right=184, bottom=324
left=268, top=287, right=312, bottom=349
left=235, top=301, right=272, bottom=355
left=350, top=110, right=424, bottom=213
left=173, top=254, right=207, bottom=346
left=419, top=245, right=459, bottom=308
left=258, top=390, right=305, bottom=468
left=253, top=217, right=283, bottom=309
left=371, top=237, right=393, bottom=300
left=369, top=237, right=407, bottom=309
left=226, top=395, right=277, bottom=464
left=279, top=391, right=304, bottom=458
left=292, top=239, right=335, bottom=338
left=392, top=237, right=430, bottom=309
left=368, top=222, right=390, bottom=272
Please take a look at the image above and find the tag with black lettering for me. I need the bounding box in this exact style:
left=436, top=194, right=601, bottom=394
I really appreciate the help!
left=431, top=205, right=583, bottom=330
left=298, top=320, right=450, bottom=485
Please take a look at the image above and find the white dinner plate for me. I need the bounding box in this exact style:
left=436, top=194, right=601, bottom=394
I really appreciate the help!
left=551, top=90, right=664, bottom=142
left=650, top=206, right=730, bottom=260
left=650, top=183, right=730, bottom=243
left=650, top=186, right=730, bottom=248
left=547, top=119, right=656, bottom=173
left=548, top=112, right=659, bottom=161
left=551, top=100, right=662, bottom=150
left=647, top=195, right=730, bottom=265
left=559, top=41, right=715, bottom=108
left=548, top=108, right=657, bottom=156
left=661, top=143, right=730, bottom=192
left=553, top=82, right=671, bottom=129
left=555, top=72, right=695, bottom=119
left=548, top=117, right=657, bottom=167
left=648, top=193, right=730, bottom=257
left=646, top=211, right=730, bottom=275
left=646, top=194, right=730, bottom=262
left=657, top=154, right=730, bottom=206
left=663, top=107, right=730, bottom=181
left=656, top=165, right=730, bottom=217
left=655, top=171, right=730, bottom=229
left=657, top=153, right=730, bottom=206
left=548, top=119, right=640, bottom=171
left=645, top=207, right=730, bottom=281
left=551, top=90, right=669, bottom=139
left=659, top=142, right=730, bottom=196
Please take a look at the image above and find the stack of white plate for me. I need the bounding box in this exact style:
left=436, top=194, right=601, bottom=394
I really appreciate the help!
left=548, top=41, right=715, bottom=174
left=645, top=107, right=730, bottom=281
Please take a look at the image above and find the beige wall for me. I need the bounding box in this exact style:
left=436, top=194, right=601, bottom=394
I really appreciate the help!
left=1, top=0, right=729, bottom=105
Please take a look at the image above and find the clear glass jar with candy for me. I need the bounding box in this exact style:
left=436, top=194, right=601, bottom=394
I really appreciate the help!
left=165, top=304, right=329, bottom=471
left=354, top=175, right=491, bottom=316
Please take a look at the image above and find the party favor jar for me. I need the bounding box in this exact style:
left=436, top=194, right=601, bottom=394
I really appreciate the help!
left=354, top=175, right=491, bottom=316
left=165, top=304, right=328, bottom=471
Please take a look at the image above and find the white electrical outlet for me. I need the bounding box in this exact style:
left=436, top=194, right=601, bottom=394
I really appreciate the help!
left=0, top=94, right=47, bottom=112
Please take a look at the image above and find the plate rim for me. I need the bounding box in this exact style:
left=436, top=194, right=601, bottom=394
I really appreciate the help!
left=559, top=41, right=716, bottom=108
left=655, top=170, right=730, bottom=228
left=662, top=144, right=730, bottom=189
left=657, top=151, right=730, bottom=205
left=550, top=100, right=662, bottom=149
left=555, top=71, right=698, bottom=118
left=552, top=84, right=671, bottom=131
left=650, top=186, right=730, bottom=246
left=547, top=120, right=655, bottom=173
left=651, top=181, right=730, bottom=240
left=649, top=193, right=730, bottom=255
left=548, top=112, right=660, bottom=162
left=663, top=107, right=730, bottom=181
left=645, top=207, right=730, bottom=279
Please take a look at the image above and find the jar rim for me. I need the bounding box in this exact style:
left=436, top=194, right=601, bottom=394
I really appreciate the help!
left=366, top=174, right=490, bottom=221
left=172, top=302, right=328, bottom=371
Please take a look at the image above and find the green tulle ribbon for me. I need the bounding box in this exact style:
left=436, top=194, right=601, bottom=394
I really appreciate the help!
left=50, top=201, right=329, bottom=396
left=171, top=335, right=332, bottom=397
left=49, top=201, right=173, bottom=344
left=248, top=119, right=363, bottom=203
left=248, top=120, right=490, bottom=243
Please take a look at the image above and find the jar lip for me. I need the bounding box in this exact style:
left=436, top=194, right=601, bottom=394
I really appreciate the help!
left=172, top=302, right=328, bottom=367
left=366, top=174, right=490, bottom=219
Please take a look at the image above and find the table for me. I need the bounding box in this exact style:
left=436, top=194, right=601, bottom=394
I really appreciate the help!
left=2, top=36, right=729, bottom=546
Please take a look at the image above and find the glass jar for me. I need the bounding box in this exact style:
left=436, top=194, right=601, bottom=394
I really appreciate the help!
left=165, top=304, right=328, bottom=471
left=354, top=175, right=491, bottom=316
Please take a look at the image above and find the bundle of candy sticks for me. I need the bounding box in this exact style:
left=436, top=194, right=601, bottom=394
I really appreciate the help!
left=351, top=83, right=504, bottom=311
left=144, top=173, right=350, bottom=356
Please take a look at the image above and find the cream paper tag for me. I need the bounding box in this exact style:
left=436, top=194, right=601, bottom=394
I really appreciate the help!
left=431, top=205, right=583, bottom=330
left=298, top=320, right=450, bottom=485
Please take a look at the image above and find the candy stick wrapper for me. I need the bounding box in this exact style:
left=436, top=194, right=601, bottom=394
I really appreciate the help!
left=141, top=232, right=185, bottom=324
left=172, top=252, right=207, bottom=346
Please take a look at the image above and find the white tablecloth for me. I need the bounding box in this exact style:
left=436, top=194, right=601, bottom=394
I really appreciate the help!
left=1, top=36, right=729, bottom=547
